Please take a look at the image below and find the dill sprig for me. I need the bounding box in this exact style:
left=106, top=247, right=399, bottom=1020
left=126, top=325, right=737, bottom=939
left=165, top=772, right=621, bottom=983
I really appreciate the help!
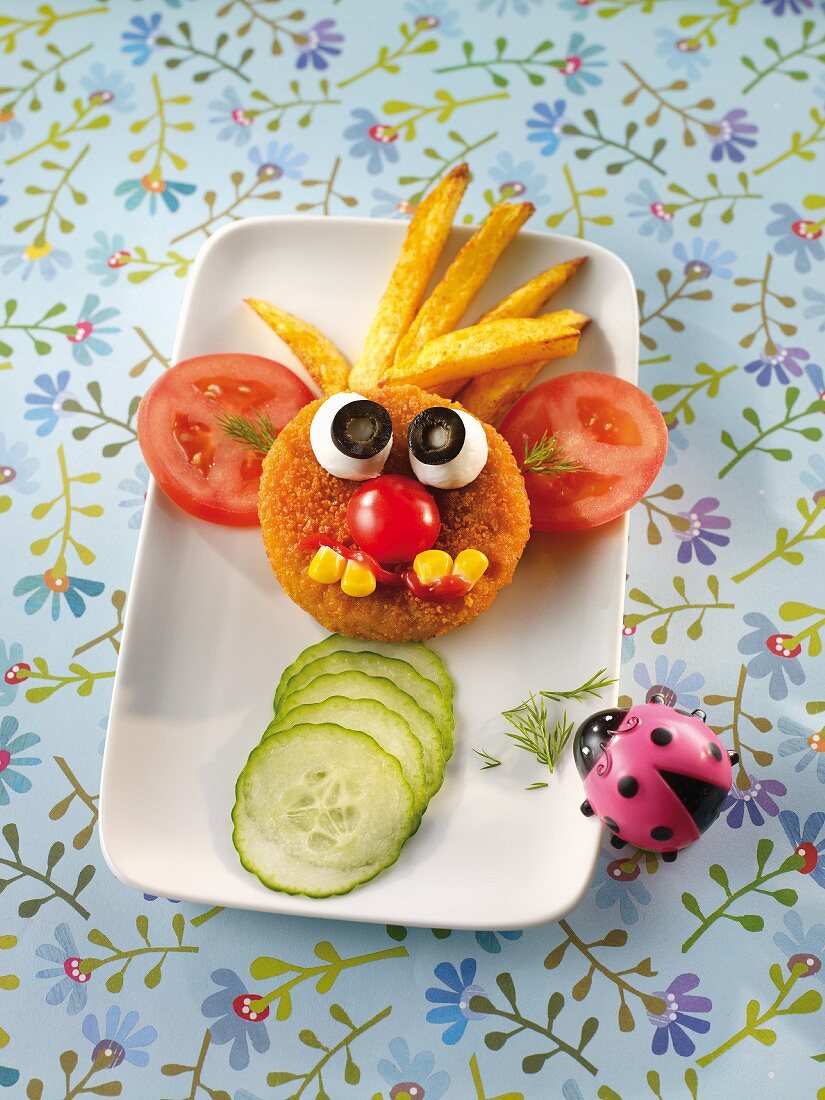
left=215, top=411, right=279, bottom=456
left=473, top=748, right=502, bottom=770
left=540, top=668, right=615, bottom=705
left=522, top=431, right=582, bottom=477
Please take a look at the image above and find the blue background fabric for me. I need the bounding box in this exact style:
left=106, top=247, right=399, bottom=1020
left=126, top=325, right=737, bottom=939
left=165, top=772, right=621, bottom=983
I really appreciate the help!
left=0, top=0, right=824, bottom=1096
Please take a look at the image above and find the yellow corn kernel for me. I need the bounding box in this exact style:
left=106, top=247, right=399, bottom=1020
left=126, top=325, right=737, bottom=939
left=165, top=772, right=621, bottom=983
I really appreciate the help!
left=308, top=546, right=345, bottom=584
left=452, top=548, right=489, bottom=587
left=340, top=559, right=377, bottom=597
left=413, top=549, right=454, bottom=585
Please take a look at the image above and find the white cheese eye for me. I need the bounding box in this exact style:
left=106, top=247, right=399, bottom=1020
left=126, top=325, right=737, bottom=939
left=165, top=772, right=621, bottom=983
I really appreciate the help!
left=309, top=392, right=393, bottom=481
left=408, top=407, right=488, bottom=489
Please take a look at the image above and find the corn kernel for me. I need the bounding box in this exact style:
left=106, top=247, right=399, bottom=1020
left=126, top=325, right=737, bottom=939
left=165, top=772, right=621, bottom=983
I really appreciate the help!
left=340, top=559, right=377, bottom=597
left=308, top=546, right=345, bottom=584
left=413, top=549, right=453, bottom=585
left=452, top=548, right=489, bottom=587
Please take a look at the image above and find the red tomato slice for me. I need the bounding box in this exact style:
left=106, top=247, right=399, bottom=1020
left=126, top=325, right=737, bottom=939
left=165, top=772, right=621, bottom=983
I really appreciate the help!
left=499, top=371, right=667, bottom=532
left=138, top=353, right=314, bottom=526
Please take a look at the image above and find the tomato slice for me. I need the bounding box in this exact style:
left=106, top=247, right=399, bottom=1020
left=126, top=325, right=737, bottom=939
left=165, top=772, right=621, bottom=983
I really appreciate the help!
left=499, top=371, right=667, bottom=532
left=137, top=353, right=314, bottom=526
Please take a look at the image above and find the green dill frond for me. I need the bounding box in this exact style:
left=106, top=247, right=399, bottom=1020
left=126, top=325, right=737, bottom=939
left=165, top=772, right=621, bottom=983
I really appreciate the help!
left=474, top=748, right=502, bottom=770
left=215, top=411, right=279, bottom=456
left=522, top=431, right=582, bottom=477
left=540, top=669, right=616, bottom=705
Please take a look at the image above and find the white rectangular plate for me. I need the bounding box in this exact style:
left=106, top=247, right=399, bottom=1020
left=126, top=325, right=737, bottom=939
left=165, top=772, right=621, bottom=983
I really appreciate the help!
left=100, top=216, right=637, bottom=929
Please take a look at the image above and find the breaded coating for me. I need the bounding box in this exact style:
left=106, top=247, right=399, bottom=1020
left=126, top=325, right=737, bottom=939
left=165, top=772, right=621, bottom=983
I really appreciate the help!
left=259, top=385, right=531, bottom=641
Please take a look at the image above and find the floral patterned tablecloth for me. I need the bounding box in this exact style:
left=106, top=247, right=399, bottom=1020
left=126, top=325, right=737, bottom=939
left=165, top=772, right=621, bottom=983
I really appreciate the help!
left=1, top=0, right=824, bottom=1097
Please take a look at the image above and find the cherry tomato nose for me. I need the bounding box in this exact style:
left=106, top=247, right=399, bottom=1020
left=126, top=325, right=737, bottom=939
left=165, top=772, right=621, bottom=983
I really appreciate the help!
left=346, top=474, right=441, bottom=564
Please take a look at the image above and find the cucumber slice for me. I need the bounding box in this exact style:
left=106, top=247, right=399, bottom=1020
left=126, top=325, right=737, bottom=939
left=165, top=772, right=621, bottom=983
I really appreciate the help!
left=279, top=651, right=455, bottom=761
left=279, top=670, right=445, bottom=799
left=264, top=697, right=428, bottom=820
left=274, top=634, right=453, bottom=709
left=233, top=724, right=415, bottom=897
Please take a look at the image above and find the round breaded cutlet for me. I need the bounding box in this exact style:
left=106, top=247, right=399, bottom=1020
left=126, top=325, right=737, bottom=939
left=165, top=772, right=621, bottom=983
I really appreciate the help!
left=258, top=384, right=531, bottom=642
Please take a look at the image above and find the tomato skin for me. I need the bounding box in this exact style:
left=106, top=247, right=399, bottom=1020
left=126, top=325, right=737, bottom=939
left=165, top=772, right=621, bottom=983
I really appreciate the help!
left=346, top=474, right=441, bottom=563
left=500, top=371, right=667, bottom=532
left=138, top=353, right=313, bottom=526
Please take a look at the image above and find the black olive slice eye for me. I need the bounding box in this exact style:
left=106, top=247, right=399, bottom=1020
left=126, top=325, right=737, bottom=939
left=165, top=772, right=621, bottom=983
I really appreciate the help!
left=408, top=407, right=465, bottom=466
left=331, top=399, right=392, bottom=459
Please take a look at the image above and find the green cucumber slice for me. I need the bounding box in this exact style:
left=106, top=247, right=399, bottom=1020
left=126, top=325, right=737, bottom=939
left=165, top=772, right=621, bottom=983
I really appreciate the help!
left=279, top=670, right=445, bottom=799
left=233, top=723, right=415, bottom=897
left=278, top=651, right=455, bottom=760
left=264, top=697, right=428, bottom=819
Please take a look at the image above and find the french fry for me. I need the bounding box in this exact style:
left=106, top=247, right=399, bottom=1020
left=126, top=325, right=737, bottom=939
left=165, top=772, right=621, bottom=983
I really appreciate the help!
left=245, top=298, right=350, bottom=396
left=457, top=257, right=589, bottom=421
left=393, top=201, right=535, bottom=368
left=380, top=310, right=589, bottom=393
left=348, top=163, right=469, bottom=389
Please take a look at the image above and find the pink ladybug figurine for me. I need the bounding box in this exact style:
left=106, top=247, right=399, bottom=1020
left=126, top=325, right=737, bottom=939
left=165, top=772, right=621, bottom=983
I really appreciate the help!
left=573, top=693, right=738, bottom=858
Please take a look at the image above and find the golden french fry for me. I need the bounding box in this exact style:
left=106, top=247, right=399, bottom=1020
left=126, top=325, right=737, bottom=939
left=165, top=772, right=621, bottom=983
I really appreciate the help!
left=393, top=201, right=535, bottom=368
left=456, top=258, right=589, bottom=422
left=245, top=298, right=350, bottom=396
left=348, top=163, right=469, bottom=389
left=380, top=311, right=589, bottom=392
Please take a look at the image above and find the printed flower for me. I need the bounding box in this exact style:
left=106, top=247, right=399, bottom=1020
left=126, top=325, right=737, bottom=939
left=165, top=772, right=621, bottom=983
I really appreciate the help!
left=478, top=0, right=541, bottom=13
left=648, top=974, right=711, bottom=1057
left=24, top=372, right=75, bottom=437
left=247, top=141, right=308, bottom=181
left=425, top=959, right=484, bottom=1044
left=0, top=109, right=23, bottom=144
left=208, top=87, right=254, bottom=145
left=82, top=1007, right=156, bottom=1068
left=202, top=969, right=271, bottom=1071
left=779, top=715, right=825, bottom=782
left=86, top=232, right=131, bottom=285
left=142, top=894, right=180, bottom=903
left=378, top=1036, right=450, bottom=1099
left=634, top=656, right=704, bottom=711
left=673, top=237, right=735, bottom=280
left=489, top=153, right=549, bottom=206
left=344, top=109, right=400, bottom=175
left=721, top=776, right=787, bottom=828
left=745, top=344, right=811, bottom=386
left=13, top=572, right=105, bottom=621
left=79, top=65, right=136, bottom=113
left=404, top=0, right=462, bottom=36
left=780, top=810, right=825, bottom=888
left=67, top=294, right=120, bottom=366
left=474, top=930, right=522, bottom=954
left=559, top=0, right=596, bottom=20
left=296, top=19, right=343, bottom=70
left=767, top=202, right=825, bottom=274
left=674, top=497, right=731, bottom=565
left=801, top=453, right=825, bottom=499
left=738, top=612, right=806, bottom=701
left=0, top=435, right=39, bottom=497
left=115, top=175, right=196, bottom=214
left=35, top=924, right=92, bottom=1015
left=121, top=14, right=162, bottom=66
left=626, top=179, right=674, bottom=242
left=0, top=241, right=71, bottom=280
left=762, top=0, right=814, bottom=11
left=557, top=33, right=606, bottom=95
left=653, top=28, right=710, bottom=80
left=119, top=462, right=149, bottom=530
left=526, top=100, right=568, bottom=156
left=664, top=420, right=689, bottom=466
left=774, top=911, right=825, bottom=984
left=805, top=360, right=825, bottom=400
left=371, top=188, right=415, bottom=218
left=621, top=622, right=636, bottom=665
left=803, top=286, right=825, bottom=331
left=592, top=844, right=651, bottom=925
left=1, top=641, right=26, bottom=708
left=708, top=109, right=757, bottom=163
left=0, top=715, right=40, bottom=805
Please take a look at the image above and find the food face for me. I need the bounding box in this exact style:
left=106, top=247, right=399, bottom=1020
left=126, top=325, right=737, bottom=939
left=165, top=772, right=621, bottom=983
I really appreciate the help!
left=259, top=384, right=531, bottom=642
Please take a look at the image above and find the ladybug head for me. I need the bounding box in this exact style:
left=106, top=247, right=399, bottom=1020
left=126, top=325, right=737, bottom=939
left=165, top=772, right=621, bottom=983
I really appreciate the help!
left=573, top=707, right=627, bottom=778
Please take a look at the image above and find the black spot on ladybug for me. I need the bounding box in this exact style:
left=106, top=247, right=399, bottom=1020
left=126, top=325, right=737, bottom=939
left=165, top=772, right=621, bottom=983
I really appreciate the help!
left=618, top=776, right=639, bottom=798
left=709, top=743, right=722, bottom=762
left=604, top=816, right=620, bottom=833
left=651, top=727, right=672, bottom=746
left=651, top=825, right=674, bottom=841
left=580, top=799, right=594, bottom=817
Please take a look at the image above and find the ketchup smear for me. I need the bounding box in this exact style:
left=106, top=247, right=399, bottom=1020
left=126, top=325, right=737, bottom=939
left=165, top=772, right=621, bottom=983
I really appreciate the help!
left=300, top=533, right=472, bottom=603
